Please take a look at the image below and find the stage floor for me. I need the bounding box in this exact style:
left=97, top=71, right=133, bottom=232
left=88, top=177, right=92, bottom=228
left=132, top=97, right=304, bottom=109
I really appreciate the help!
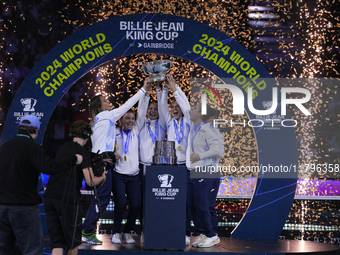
left=73, top=234, right=340, bottom=255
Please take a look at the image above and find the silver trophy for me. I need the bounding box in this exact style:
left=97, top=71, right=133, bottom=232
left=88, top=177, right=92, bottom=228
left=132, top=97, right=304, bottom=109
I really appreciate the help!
left=139, top=57, right=174, bottom=82
left=152, top=141, right=177, bottom=165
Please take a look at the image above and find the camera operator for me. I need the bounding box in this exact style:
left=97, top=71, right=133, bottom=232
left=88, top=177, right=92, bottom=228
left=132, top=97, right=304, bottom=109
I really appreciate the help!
left=44, top=120, right=105, bottom=255
left=0, top=115, right=82, bottom=255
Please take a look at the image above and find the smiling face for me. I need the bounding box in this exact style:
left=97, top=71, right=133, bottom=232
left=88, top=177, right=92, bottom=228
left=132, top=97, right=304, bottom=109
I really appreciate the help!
left=121, top=112, right=135, bottom=130
left=170, top=101, right=183, bottom=120
left=147, top=102, right=159, bottom=120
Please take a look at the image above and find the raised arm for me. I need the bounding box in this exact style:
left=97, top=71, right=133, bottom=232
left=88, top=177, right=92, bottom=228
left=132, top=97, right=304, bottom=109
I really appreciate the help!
left=107, top=81, right=150, bottom=121
left=174, top=82, right=190, bottom=110
left=136, top=78, right=152, bottom=131
left=174, top=87, right=190, bottom=117
left=165, top=74, right=190, bottom=118
left=159, top=86, right=172, bottom=127
left=156, top=82, right=167, bottom=130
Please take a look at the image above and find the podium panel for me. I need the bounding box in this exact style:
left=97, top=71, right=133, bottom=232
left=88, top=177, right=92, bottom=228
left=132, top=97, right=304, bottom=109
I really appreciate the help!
left=144, top=165, right=187, bottom=250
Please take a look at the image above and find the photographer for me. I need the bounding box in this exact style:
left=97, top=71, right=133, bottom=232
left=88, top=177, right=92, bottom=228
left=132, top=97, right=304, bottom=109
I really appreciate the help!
left=0, top=115, right=82, bottom=255
left=44, top=120, right=105, bottom=255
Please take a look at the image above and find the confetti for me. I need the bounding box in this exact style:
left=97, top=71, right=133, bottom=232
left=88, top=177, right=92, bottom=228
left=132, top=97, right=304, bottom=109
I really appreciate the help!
left=0, top=0, right=339, bottom=201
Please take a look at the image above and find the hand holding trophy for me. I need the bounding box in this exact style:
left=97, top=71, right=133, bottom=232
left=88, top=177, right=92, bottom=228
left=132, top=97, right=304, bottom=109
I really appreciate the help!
left=164, top=74, right=176, bottom=91
left=143, top=77, right=153, bottom=96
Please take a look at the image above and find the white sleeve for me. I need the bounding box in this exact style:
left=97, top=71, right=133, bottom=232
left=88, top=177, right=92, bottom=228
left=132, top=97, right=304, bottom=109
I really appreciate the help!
left=186, top=126, right=192, bottom=169
left=159, top=87, right=172, bottom=127
left=156, top=87, right=162, bottom=101
left=106, top=88, right=145, bottom=121
left=156, top=88, right=167, bottom=130
left=173, top=85, right=190, bottom=117
left=208, top=125, right=225, bottom=159
left=198, top=127, right=220, bottom=160
left=136, top=94, right=150, bottom=131
left=175, top=84, right=190, bottom=109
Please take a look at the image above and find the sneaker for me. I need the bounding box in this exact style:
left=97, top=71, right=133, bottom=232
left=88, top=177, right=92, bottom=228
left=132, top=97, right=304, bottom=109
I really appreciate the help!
left=81, top=230, right=103, bottom=245
left=110, top=233, right=121, bottom=244
left=121, top=233, right=136, bottom=244
left=140, top=232, right=144, bottom=244
left=186, top=235, right=191, bottom=246
left=197, top=235, right=220, bottom=248
left=192, top=234, right=206, bottom=247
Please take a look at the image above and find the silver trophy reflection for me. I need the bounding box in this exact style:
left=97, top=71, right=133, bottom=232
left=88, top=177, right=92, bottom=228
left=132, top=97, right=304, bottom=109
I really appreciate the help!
left=139, top=57, right=174, bottom=82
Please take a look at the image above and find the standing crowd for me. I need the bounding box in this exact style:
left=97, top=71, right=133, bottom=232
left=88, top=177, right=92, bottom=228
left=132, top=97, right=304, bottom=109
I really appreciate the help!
left=0, top=74, right=224, bottom=255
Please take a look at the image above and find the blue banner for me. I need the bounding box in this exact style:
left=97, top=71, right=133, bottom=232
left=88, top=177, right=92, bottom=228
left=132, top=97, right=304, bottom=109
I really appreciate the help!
left=1, top=13, right=298, bottom=240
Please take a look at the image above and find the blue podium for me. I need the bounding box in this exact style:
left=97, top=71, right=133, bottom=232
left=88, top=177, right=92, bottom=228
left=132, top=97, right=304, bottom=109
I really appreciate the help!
left=143, top=165, right=187, bottom=250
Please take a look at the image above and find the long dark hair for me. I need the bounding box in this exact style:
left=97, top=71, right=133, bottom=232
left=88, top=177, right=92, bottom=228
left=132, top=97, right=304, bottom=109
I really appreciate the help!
left=90, top=95, right=102, bottom=121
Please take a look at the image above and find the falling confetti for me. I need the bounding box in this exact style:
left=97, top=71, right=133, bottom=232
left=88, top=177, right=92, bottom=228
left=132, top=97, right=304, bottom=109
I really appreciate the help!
left=0, top=2, right=340, bottom=239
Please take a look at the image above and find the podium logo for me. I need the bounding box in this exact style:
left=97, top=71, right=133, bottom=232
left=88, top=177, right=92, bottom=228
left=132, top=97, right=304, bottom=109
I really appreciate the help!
left=21, top=98, right=37, bottom=112
left=158, top=174, right=174, bottom=187
left=262, top=101, right=275, bottom=113
left=153, top=174, right=179, bottom=199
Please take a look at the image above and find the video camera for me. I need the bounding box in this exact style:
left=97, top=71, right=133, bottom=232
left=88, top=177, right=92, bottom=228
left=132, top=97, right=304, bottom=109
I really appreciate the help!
left=91, top=151, right=116, bottom=177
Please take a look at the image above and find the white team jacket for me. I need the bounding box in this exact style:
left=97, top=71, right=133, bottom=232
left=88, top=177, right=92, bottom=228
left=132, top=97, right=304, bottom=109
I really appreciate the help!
left=91, top=88, right=145, bottom=154
left=159, top=85, right=190, bottom=164
left=210, top=124, right=225, bottom=159
left=114, top=93, right=149, bottom=175
left=138, top=88, right=166, bottom=165
left=186, top=122, right=221, bottom=170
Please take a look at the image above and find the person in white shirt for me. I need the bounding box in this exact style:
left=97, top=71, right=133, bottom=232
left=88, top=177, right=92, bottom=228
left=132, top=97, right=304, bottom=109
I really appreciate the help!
left=158, top=74, right=192, bottom=245
left=110, top=90, right=149, bottom=244
left=82, top=79, right=151, bottom=245
left=138, top=80, right=166, bottom=243
left=138, top=83, right=166, bottom=166
left=194, top=106, right=224, bottom=240
left=186, top=103, right=221, bottom=248
left=158, top=74, right=190, bottom=165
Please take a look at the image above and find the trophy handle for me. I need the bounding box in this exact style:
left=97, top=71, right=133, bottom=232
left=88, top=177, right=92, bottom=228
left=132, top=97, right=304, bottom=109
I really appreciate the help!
left=169, top=175, right=174, bottom=185
left=139, top=62, right=147, bottom=75
left=169, top=57, right=174, bottom=67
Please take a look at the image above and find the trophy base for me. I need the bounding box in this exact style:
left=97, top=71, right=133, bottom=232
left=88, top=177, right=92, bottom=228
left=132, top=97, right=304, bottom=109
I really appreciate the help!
left=152, top=156, right=177, bottom=165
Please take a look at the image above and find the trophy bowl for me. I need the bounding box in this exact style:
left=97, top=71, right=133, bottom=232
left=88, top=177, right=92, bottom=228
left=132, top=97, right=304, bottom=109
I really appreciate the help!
left=139, top=58, right=174, bottom=82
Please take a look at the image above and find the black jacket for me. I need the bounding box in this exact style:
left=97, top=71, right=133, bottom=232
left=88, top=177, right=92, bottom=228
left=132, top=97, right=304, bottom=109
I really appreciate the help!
left=0, top=133, right=76, bottom=205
